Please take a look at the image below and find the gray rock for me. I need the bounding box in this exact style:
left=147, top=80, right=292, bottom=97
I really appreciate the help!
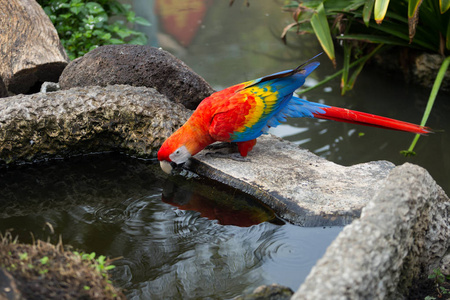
left=40, top=82, right=60, bottom=93
left=441, top=253, right=450, bottom=276
left=59, top=45, right=215, bottom=109
left=0, top=85, right=190, bottom=164
left=186, top=135, right=395, bottom=226
left=413, top=53, right=450, bottom=91
left=233, top=284, right=293, bottom=300
left=0, top=267, right=23, bottom=300
left=292, top=163, right=450, bottom=299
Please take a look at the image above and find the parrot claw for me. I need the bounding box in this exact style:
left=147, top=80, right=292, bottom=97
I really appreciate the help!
left=205, top=152, right=251, bottom=162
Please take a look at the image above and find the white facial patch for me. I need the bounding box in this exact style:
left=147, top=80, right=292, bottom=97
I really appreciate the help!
left=169, top=145, right=191, bottom=164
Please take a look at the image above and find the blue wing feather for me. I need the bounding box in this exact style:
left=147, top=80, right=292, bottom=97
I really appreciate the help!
left=230, top=61, right=323, bottom=142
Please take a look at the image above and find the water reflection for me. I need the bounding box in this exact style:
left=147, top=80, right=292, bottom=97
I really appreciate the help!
left=0, top=154, right=342, bottom=299
left=161, top=177, right=280, bottom=227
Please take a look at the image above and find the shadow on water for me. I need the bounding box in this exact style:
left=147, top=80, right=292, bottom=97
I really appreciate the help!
left=0, top=154, right=342, bottom=299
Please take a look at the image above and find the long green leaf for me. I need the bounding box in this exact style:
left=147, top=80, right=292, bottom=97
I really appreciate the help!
left=408, top=0, right=423, bottom=18
left=363, top=0, right=375, bottom=26
left=374, top=0, right=390, bottom=24
left=401, top=56, right=450, bottom=156
left=311, top=2, right=336, bottom=67
left=341, top=42, right=352, bottom=95
left=408, top=0, right=423, bottom=42
left=368, top=22, right=437, bottom=51
left=440, top=0, right=450, bottom=13
left=337, top=34, right=412, bottom=46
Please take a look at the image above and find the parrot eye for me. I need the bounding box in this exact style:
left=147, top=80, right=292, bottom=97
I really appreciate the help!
left=169, top=146, right=191, bottom=164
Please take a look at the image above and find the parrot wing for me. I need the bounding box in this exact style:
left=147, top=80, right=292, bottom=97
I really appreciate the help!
left=209, top=61, right=324, bottom=142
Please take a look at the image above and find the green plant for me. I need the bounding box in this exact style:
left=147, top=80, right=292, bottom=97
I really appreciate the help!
left=427, top=267, right=450, bottom=299
left=38, top=0, right=151, bottom=60
left=401, top=56, right=450, bottom=156
left=73, top=251, right=116, bottom=279
left=40, top=256, right=49, bottom=265
left=280, top=0, right=449, bottom=154
left=283, top=0, right=450, bottom=93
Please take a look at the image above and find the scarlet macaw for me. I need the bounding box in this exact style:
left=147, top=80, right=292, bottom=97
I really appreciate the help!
left=158, top=56, right=431, bottom=174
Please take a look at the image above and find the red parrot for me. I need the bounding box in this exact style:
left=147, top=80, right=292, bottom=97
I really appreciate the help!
left=158, top=56, right=431, bottom=174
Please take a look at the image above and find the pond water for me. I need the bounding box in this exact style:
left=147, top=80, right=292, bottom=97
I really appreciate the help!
left=0, top=154, right=341, bottom=299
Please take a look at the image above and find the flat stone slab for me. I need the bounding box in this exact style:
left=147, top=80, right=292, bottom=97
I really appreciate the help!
left=186, top=134, right=395, bottom=226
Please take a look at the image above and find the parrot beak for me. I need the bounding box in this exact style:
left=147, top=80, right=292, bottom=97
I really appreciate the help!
left=160, top=160, right=181, bottom=174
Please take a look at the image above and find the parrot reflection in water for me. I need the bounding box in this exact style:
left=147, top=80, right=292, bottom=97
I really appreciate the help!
left=158, top=55, right=431, bottom=174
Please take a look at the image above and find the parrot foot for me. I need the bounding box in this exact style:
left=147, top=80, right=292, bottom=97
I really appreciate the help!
left=205, top=152, right=251, bottom=162
left=205, top=142, right=237, bottom=151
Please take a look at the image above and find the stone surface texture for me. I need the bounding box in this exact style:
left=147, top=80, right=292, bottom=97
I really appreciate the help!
left=0, top=85, right=190, bottom=164
left=292, top=163, right=450, bottom=300
left=59, top=45, right=215, bottom=109
left=187, top=134, right=395, bottom=226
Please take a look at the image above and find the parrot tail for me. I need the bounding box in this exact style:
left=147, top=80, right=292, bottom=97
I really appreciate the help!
left=312, top=106, right=432, bottom=135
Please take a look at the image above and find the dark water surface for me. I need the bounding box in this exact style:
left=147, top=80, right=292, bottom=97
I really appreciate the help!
left=0, top=154, right=342, bottom=299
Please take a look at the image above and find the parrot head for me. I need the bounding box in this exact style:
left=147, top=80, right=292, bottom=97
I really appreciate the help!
left=157, top=123, right=215, bottom=174
left=158, top=138, right=193, bottom=174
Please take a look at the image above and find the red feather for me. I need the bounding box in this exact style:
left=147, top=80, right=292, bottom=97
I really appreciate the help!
left=313, top=107, right=431, bottom=134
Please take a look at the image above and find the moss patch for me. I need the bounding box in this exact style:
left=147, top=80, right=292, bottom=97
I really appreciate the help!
left=0, top=233, right=124, bottom=299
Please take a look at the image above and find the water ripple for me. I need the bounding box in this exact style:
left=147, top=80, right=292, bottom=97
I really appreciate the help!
left=94, top=207, right=128, bottom=224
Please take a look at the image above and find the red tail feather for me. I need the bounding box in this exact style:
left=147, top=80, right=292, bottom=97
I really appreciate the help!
left=313, top=107, right=431, bottom=135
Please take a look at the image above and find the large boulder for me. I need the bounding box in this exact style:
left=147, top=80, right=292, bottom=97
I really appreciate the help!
left=293, top=163, right=450, bottom=299
left=0, top=85, right=190, bottom=164
left=59, top=45, right=215, bottom=109
left=0, top=0, right=69, bottom=94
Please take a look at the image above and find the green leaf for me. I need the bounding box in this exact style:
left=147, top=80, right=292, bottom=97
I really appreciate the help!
left=337, top=34, right=412, bottom=47
left=116, top=29, right=132, bottom=39
left=69, top=5, right=83, bottom=15
left=341, top=41, right=351, bottom=95
left=109, top=38, right=124, bottom=44
left=403, top=56, right=450, bottom=156
left=86, top=2, right=104, bottom=14
left=40, top=256, right=49, bottom=265
left=374, top=0, right=390, bottom=24
left=97, top=255, right=106, bottom=265
left=129, top=35, right=148, bottom=45
left=310, top=2, right=336, bottom=66
left=127, top=11, right=137, bottom=23
left=440, top=0, right=450, bottom=13
left=135, top=16, right=151, bottom=26
left=363, top=0, right=375, bottom=26
left=101, top=33, right=111, bottom=40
